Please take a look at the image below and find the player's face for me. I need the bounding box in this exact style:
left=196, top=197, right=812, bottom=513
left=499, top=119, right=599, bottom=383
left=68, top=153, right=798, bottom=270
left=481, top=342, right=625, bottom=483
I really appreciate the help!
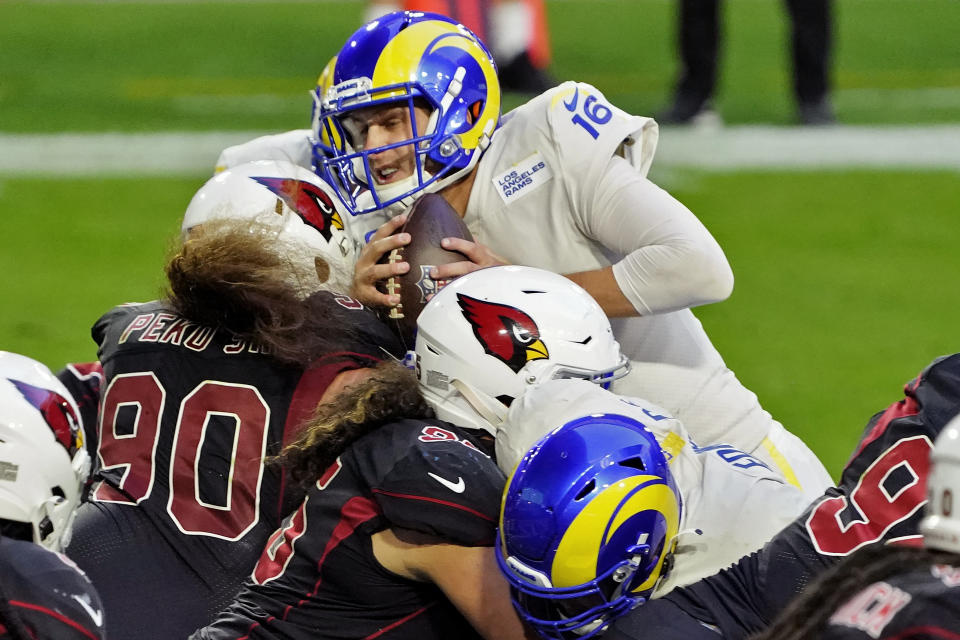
left=343, top=104, right=431, bottom=186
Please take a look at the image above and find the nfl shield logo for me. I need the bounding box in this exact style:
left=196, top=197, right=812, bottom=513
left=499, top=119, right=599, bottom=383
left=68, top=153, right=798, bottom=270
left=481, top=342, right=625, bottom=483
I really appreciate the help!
left=415, top=266, right=451, bottom=303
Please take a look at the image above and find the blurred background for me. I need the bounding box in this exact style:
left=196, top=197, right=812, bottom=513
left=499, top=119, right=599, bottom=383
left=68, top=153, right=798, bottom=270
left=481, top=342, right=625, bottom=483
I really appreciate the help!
left=1, top=0, right=958, bottom=476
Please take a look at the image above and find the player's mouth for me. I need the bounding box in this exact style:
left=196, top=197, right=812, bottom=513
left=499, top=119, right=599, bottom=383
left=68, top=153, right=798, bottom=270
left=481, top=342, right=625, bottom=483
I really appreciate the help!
left=373, top=166, right=405, bottom=185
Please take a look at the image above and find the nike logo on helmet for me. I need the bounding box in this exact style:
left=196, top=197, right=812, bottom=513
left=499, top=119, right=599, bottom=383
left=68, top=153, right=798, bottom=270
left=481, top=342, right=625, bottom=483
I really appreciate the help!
left=428, top=472, right=466, bottom=494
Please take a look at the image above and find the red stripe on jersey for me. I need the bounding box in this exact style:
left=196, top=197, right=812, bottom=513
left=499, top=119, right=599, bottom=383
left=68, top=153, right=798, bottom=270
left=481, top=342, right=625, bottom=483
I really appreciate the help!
left=308, top=495, right=379, bottom=586
left=372, top=488, right=495, bottom=523
left=848, top=376, right=922, bottom=465
left=363, top=602, right=437, bottom=640
left=9, top=600, right=100, bottom=640
left=238, top=496, right=381, bottom=639
left=66, top=361, right=104, bottom=380
left=887, top=535, right=925, bottom=548
left=276, top=352, right=382, bottom=521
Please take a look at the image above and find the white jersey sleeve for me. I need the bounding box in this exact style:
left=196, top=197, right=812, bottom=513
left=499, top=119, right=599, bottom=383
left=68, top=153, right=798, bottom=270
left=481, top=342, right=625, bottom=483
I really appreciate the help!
left=595, top=156, right=733, bottom=314
left=466, top=84, right=828, bottom=497
left=465, top=81, right=731, bottom=316
left=495, top=379, right=691, bottom=476
left=497, top=379, right=811, bottom=598
left=214, top=129, right=313, bottom=174
left=656, top=442, right=811, bottom=595
left=540, top=81, right=658, bottom=207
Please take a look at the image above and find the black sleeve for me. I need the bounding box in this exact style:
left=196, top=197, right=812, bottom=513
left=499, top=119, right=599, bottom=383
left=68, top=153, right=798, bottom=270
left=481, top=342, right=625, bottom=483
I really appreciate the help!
left=0, top=537, right=105, bottom=640
left=91, top=304, right=129, bottom=354
left=305, top=291, right=405, bottom=361
left=359, top=420, right=505, bottom=546
left=605, top=596, right=723, bottom=640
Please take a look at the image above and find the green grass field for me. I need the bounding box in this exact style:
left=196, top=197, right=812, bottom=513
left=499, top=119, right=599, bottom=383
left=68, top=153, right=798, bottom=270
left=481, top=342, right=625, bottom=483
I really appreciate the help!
left=3, top=0, right=960, bottom=130
left=1, top=0, right=959, bottom=477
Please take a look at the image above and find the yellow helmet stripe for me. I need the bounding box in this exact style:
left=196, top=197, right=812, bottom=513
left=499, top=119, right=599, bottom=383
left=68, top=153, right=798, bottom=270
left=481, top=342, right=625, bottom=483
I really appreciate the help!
left=372, top=22, right=500, bottom=149
left=372, top=21, right=465, bottom=98
left=628, top=483, right=679, bottom=593
left=552, top=475, right=679, bottom=589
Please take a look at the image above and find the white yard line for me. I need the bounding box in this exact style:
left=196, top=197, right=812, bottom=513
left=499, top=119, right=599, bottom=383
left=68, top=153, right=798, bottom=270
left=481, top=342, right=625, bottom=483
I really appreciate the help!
left=1, top=125, right=960, bottom=176
left=654, top=124, right=960, bottom=171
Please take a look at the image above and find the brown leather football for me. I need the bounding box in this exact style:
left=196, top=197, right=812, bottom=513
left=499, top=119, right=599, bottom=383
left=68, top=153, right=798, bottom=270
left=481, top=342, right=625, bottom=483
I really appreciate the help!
left=379, top=193, right=474, bottom=348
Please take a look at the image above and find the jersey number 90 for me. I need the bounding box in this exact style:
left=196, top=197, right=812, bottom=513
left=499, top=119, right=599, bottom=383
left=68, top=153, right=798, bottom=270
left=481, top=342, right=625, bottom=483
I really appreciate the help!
left=93, top=372, right=270, bottom=541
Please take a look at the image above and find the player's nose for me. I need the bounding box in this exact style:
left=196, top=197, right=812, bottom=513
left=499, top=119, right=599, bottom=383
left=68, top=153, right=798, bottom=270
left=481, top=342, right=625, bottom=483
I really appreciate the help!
left=364, top=125, right=391, bottom=152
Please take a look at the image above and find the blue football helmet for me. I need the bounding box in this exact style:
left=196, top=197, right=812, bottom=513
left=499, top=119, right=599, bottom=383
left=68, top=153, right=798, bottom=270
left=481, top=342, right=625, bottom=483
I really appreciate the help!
left=496, top=414, right=681, bottom=639
left=313, top=11, right=501, bottom=216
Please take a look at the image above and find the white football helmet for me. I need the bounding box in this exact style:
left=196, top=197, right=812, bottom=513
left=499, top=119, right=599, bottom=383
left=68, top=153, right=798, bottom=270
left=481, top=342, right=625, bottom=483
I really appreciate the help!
left=414, top=265, right=630, bottom=435
left=920, top=413, right=960, bottom=553
left=182, top=160, right=359, bottom=295
left=0, top=352, right=90, bottom=552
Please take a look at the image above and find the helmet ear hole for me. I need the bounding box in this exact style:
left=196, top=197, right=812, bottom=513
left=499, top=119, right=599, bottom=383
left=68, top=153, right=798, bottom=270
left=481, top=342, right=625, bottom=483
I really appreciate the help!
left=0, top=518, right=33, bottom=542
left=468, top=100, right=483, bottom=122
left=619, top=457, right=647, bottom=472
left=574, top=479, right=596, bottom=501
left=38, top=515, right=54, bottom=541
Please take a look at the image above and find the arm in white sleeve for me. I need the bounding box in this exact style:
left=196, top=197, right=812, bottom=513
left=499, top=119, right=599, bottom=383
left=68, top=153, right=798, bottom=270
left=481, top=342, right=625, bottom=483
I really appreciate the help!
left=214, top=129, right=314, bottom=174
left=584, top=155, right=734, bottom=315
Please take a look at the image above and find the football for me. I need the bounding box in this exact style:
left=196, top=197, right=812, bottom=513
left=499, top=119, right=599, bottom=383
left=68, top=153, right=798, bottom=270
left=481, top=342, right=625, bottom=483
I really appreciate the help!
left=378, top=193, right=474, bottom=349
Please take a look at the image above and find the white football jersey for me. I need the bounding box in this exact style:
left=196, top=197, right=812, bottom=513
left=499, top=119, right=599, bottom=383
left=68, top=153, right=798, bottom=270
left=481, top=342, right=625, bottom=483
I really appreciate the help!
left=465, top=82, right=831, bottom=498
left=498, top=379, right=811, bottom=595
left=210, top=84, right=833, bottom=498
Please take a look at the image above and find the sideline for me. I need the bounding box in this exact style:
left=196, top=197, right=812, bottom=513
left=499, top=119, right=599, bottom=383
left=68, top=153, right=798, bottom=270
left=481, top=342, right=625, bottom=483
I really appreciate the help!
left=1, top=125, right=960, bottom=176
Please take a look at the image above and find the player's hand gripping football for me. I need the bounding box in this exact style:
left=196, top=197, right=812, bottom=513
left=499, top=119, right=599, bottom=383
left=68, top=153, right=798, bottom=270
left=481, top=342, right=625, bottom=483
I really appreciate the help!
left=351, top=213, right=411, bottom=309
left=426, top=238, right=509, bottom=298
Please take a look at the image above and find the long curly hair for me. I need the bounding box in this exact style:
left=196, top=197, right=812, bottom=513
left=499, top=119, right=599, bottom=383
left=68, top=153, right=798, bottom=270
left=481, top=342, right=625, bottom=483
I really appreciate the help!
left=164, top=219, right=351, bottom=366
left=750, top=544, right=960, bottom=640
left=276, top=362, right=434, bottom=486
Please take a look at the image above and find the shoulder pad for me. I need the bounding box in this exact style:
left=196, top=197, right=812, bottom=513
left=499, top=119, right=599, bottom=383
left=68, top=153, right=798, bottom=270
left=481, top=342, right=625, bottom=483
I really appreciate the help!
left=542, top=81, right=658, bottom=177
left=355, top=419, right=504, bottom=546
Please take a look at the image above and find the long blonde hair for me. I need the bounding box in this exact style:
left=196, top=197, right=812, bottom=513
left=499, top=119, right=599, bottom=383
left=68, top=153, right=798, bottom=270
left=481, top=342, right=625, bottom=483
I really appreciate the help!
left=276, top=362, right=434, bottom=485
left=164, top=218, right=352, bottom=366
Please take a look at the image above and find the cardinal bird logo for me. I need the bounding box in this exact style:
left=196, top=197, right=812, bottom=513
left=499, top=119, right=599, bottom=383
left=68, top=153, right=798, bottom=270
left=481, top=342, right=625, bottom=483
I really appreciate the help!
left=253, top=177, right=344, bottom=242
left=9, top=379, right=83, bottom=456
left=457, top=294, right=549, bottom=374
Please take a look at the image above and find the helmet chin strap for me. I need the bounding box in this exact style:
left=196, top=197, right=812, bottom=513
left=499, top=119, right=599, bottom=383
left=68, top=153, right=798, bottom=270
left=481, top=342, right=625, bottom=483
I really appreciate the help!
left=371, top=172, right=429, bottom=208
left=355, top=168, right=434, bottom=218
left=451, top=379, right=508, bottom=432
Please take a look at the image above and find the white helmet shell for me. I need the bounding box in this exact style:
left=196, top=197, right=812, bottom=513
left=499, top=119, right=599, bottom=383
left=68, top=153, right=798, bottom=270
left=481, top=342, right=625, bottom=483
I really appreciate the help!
left=0, top=352, right=89, bottom=551
left=414, top=265, right=630, bottom=435
left=182, top=160, right=359, bottom=295
left=920, top=415, right=960, bottom=553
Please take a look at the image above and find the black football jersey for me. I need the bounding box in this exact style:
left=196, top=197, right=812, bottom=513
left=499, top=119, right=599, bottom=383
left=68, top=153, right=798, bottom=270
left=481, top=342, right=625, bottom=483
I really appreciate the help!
left=193, top=418, right=505, bottom=640
left=66, top=293, right=401, bottom=640
left=0, top=536, right=105, bottom=640
left=608, top=352, right=960, bottom=640
left=821, top=561, right=960, bottom=639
